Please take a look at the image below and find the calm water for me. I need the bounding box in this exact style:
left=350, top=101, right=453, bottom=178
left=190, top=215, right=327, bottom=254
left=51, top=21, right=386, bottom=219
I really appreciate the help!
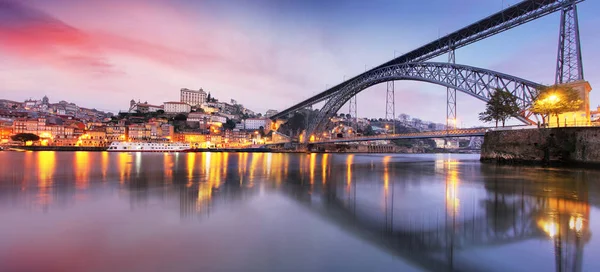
left=0, top=152, right=599, bottom=272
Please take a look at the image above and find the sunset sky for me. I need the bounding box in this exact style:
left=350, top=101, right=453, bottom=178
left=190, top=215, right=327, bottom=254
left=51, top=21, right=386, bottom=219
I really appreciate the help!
left=1, top=0, right=598, bottom=126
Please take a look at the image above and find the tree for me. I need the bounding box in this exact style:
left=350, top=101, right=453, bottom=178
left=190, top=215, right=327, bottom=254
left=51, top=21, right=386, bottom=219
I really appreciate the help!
left=258, top=126, right=266, bottom=137
left=156, top=109, right=165, bottom=115
left=346, top=114, right=352, bottom=119
left=363, top=125, right=375, bottom=136
left=207, top=92, right=212, bottom=102
left=479, top=88, right=520, bottom=127
left=530, top=85, right=583, bottom=127
left=223, top=119, right=236, bottom=130
left=11, top=133, right=40, bottom=144
left=174, top=113, right=187, bottom=121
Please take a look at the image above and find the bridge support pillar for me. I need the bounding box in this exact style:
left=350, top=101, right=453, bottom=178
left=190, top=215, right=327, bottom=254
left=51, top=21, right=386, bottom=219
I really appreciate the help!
left=349, top=95, right=357, bottom=131
left=446, top=48, right=457, bottom=129
left=386, top=81, right=396, bottom=134
left=555, top=3, right=584, bottom=84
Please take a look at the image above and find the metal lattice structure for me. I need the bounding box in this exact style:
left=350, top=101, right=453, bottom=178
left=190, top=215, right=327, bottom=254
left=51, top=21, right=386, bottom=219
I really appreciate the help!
left=307, top=62, right=544, bottom=136
left=385, top=81, right=395, bottom=134
left=446, top=49, right=457, bottom=130
left=555, top=3, right=584, bottom=83
left=271, top=0, right=584, bottom=120
left=348, top=95, right=357, bottom=129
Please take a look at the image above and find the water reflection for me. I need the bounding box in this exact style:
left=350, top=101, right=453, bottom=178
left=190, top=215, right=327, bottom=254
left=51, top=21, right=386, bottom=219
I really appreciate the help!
left=0, top=152, right=598, bottom=271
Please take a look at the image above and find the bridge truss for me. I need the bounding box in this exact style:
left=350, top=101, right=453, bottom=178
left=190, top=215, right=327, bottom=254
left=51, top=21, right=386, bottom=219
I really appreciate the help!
left=308, top=63, right=544, bottom=137
left=271, top=0, right=584, bottom=120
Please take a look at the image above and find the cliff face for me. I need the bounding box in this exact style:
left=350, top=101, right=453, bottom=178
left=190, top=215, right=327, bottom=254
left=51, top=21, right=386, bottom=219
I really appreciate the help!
left=480, top=127, right=600, bottom=165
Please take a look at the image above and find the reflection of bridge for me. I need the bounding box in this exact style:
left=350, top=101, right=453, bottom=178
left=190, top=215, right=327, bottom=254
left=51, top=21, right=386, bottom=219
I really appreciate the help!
left=271, top=0, right=588, bottom=140
left=280, top=156, right=592, bottom=271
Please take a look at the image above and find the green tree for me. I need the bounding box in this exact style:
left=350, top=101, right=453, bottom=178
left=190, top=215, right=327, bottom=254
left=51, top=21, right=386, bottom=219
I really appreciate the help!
left=173, top=113, right=187, bottom=121
left=479, top=88, right=521, bottom=127
left=530, top=85, right=583, bottom=127
left=363, top=125, right=375, bottom=136
left=258, top=126, right=266, bottom=137
left=223, top=119, right=236, bottom=130
left=156, top=109, right=165, bottom=115
left=11, top=133, right=40, bottom=144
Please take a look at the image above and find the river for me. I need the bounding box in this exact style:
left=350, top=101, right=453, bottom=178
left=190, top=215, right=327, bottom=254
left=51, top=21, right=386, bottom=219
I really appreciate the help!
left=0, top=152, right=599, bottom=271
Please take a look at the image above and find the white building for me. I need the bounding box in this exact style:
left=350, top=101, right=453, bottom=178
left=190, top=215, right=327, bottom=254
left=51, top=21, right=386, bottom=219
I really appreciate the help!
left=244, top=118, right=271, bottom=130
left=187, top=112, right=212, bottom=123
left=591, top=106, right=600, bottom=122
left=135, top=103, right=163, bottom=113
left=164, top=101, right=191, bottom=113
left=211, top=115, right=227, bottom=124
left=180, top=88, right=207, bottom=106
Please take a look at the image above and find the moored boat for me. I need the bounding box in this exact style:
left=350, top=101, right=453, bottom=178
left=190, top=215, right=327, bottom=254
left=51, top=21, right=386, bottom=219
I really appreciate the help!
left=107, top=141, right=191, bottom=152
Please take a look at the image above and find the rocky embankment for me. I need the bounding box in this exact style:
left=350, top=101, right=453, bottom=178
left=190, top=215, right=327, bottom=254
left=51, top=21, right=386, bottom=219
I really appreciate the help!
left=480, top=127, right=600, bottom=166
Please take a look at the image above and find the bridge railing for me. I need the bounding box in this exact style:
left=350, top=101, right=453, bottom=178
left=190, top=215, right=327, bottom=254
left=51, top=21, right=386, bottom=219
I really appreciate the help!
left=311, top=128, right=488, bottom=143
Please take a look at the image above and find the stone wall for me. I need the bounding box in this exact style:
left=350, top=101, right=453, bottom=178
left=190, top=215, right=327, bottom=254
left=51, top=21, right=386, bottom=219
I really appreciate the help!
left=480, top=127, right=600, bottom=165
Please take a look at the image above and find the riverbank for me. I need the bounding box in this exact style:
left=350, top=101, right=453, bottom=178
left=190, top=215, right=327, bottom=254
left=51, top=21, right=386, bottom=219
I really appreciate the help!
left=5, top=146, right=107, bottom=152
left=480, top=127, right=600, bottom=166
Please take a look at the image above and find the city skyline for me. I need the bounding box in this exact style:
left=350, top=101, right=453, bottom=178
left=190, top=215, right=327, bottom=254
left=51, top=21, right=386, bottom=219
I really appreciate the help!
left=1, top=0, right=599, bottom=126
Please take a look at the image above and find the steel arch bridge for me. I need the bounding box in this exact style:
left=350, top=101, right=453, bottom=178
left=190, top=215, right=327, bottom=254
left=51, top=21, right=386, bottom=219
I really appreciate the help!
left=308, top=62, right=544, bottom=137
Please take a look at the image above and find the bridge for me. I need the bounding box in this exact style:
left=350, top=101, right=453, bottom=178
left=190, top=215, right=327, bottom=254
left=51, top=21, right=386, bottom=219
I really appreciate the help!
left=307, top=128, right=486, bottom=144
left=270, top=0, right=588, bottom=142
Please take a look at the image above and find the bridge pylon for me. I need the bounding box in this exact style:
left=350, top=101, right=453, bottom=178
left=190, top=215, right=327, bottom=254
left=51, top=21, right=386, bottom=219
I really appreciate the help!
left=446, top=48, right=457, bottom=130
left=386, top=81, right=395, bottom=134
left=348, top=95, right=357, bottom=131
left=555, top=2, right=584, bottom=84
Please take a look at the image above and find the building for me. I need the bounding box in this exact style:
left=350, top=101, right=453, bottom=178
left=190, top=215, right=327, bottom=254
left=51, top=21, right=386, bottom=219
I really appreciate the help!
left=105, top=124, right=127, bottom=142
left=78, top=129, right=107, bottom=147
left=128, top=124, right=151, bottom=141
left=0, top=126, right=12, bottom=143
left=12, top=118, right=77, bottom=145
left=164, top=102, right=191, bottom=113
left=135, top=103, right=163, bottom=113
left=211, top=114, right=227, bottom=124
left=244, top=118, right=271, bottom=130
left=265, top=109, right=279, bottom=118
left=180, top=88, right=207, bottom=106
left=591, top=106, right=600, bottom=122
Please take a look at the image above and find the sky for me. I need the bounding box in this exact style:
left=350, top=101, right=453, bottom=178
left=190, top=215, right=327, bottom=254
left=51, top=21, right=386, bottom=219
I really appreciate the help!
left=0, top=0, right=599, bottom=127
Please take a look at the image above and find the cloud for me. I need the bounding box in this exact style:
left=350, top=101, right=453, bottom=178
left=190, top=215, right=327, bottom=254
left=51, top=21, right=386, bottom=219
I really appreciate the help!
left=0, top=1, right=116, bottom=74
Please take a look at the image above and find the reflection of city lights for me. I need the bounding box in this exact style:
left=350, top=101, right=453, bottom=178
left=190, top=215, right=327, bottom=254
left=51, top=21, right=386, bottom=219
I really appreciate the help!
left=309, top=153, right=316, bottom=185
left=544, top=221, right=558, bottom=238
left=569, top=216, right=584, bottom=232
left=445, top=163, right=460, bottom=215
left=187, top=153, right=196, bottom=182
left=75, top=151, right=90, bottom=189
left=322, top=154, right=328, bottom=184
left=383, top=156, right=391, bottom=191
left=346, top=155, right=354, bottom=188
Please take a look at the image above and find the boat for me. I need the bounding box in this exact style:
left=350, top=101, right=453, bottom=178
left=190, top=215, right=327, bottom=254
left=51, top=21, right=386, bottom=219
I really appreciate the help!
left=107, top=141, right=191, bottom=152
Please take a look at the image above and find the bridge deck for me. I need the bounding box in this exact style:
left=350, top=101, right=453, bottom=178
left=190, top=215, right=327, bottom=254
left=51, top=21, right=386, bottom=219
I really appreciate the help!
left=310, top=128, right=486, bottom=144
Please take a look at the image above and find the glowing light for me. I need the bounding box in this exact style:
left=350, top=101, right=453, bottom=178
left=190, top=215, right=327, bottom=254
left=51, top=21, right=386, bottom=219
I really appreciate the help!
left=445, top=162, right=460, bottom=215
left=37, top=151, right=55, bottom=206
left=543, top=221, right=559, bottom=238
left=569, top=216, right=584, bottom=232
left=74, top=151, right=90, bottom=189
left=322, top=153, right=328, bottom=184
left=187, top=152, right=196, bottom=182
left=309, top=153, right=316, bottom=185
left=346, top=154, right=354, bottom=189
